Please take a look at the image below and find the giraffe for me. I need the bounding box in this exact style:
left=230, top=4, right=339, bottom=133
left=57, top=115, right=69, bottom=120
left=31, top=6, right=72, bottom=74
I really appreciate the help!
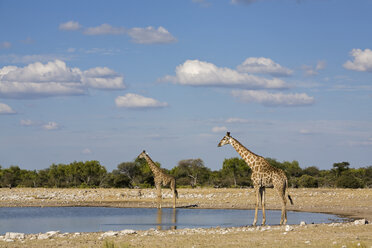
left=138, top=150, right=178, bottom=208
left=218, top=132, right=293, bottom=225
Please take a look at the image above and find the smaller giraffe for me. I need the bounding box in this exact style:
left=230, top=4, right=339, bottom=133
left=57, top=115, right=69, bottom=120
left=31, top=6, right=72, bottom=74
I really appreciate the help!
left=218, top=132, right=293, bottom=225
left=138, top=150, right=178, bottom=208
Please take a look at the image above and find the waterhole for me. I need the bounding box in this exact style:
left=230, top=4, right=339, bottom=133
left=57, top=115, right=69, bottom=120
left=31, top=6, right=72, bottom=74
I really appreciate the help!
left=0, top=207, right=349, bottom=234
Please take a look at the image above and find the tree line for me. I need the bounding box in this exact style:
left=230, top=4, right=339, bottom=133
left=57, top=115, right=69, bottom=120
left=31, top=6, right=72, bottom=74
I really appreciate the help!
left=0, top=158, right=371, bottom=189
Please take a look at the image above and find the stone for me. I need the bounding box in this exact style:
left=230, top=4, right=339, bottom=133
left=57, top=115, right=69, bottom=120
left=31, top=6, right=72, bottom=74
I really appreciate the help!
left=100, top=231, right=119, bottom=238
left=300, top=221, right=306, bottom=226
left=5, top=232, right=25, bottom=240
left=37, top=231, right=60, bottom=240
left=285, top=225, right=294, bottom=232
left=119, top=229, right=136, bottom=235
left=354, top=219, right=368, bottom=225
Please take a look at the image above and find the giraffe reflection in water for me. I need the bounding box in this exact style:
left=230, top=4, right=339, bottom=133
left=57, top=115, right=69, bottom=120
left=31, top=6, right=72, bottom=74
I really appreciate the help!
left=156, top=208, right=177, bottom=230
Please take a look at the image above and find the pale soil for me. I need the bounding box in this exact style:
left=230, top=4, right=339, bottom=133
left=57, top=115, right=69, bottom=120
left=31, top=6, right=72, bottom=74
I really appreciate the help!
left=1, top=188, right=372, bottom=248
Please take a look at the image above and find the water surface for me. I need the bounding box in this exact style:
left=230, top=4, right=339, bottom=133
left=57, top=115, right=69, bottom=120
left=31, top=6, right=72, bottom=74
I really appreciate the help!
left=0, top=207, right=348, bottom=234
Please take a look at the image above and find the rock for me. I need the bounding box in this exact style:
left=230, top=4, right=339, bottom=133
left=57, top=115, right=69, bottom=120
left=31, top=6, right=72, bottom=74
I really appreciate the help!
left=354, top=219, right=368, bottom=225
left=38, top=233, right=50, bottom=240
left=5, top=232, right=25, bottom=240
left=285, top=225, right=294, bottom=232
left=38, top=231, right=60, bottom=240
left=119, top=229, right=136, bottom=235
left=300, top=221, right=306, bottom=226
left=100, top=231, right=119, bottom=238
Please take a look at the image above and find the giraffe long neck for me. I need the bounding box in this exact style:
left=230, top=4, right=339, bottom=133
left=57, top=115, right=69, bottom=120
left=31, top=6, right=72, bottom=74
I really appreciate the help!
left=144, top=155, right=161, bottom=174
left=230, top=137, right=260, bottom=169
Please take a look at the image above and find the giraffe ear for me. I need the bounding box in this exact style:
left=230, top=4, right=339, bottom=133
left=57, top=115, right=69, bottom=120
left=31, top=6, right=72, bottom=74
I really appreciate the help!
left=227, top=132, right=230, bottom=136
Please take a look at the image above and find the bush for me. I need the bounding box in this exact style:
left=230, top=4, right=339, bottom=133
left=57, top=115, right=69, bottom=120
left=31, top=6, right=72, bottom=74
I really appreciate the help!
left=336, top=174, right=364, bottom=188
left=298, top=175, right=318, bottom=188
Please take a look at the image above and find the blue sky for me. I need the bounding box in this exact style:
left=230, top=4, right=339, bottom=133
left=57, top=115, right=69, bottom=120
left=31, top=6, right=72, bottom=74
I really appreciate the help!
left=1, top=0, right=371, bottom=171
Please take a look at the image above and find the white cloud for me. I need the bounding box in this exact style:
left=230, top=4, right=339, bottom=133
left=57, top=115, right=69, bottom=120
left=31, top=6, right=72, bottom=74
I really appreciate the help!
left=212, top=126, right=228, bottom=133
left=83, top=67, right=125, bottom=90
left=127, top=26, right=177, bottom=44
left=0, top=42, right=11, bottom=49
left=0, top=60, right=125, bottom=98
left=161, top=59, right=287, bottom=89
left=237, top=57, right=293, bottom=77
left=343, top=48, right=372, bottom=72
left=59, top=21, right=82, bottom=31
left=0, top=102, right=16, bottom=114
left=83, top=24, right=126, bottom=35
left=302, top=60, right=326, bottom=76
left=43, top=121, right=60, bottom=130
left=231, top=90, right=315, bottom=107
left=115, top=93, right=168, bottom=109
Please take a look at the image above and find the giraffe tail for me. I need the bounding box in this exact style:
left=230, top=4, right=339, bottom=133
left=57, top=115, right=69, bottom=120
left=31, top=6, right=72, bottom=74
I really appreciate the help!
left=175, top=189, right=179, bottom=199
left=286, top=179, right=294, bottom=205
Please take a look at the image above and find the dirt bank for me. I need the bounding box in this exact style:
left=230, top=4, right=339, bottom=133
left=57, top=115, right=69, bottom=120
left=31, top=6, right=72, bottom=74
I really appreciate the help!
left=1, top=188, right=372, bottom=247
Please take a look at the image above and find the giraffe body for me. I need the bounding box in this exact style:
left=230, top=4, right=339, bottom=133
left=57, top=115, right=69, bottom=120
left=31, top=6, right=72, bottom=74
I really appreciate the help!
left=138, top=150, right=178, bottom=208
left=218, top=132, right=293, bottom=225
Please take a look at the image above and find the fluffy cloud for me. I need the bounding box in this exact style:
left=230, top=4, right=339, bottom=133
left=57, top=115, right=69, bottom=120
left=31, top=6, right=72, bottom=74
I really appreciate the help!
left=161, top=59, right=287, bottom=89
left=343, top=48, right=372, bottom=72
left=127, top=26, right=177, bottom=44
left=237, top=57, right=293, bottom=77
left=0, top=60, right=125, bottom=98
left=83, top=24, right=126, bottom=35
left=231, top=90, right=315, bottom=107
left=0, top=102, right=16, bottom=114
left=115, top=93, right=168, bottom=109
left=59, top=21, right=82, bottom=31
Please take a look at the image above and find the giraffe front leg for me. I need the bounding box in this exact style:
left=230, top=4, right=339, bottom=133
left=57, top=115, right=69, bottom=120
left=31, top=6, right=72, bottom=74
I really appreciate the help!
left=156, top=183, right=162, bottom=209
left=253, top=187, right=260, bottom=226
left=173, top=190, right=176, bottom=209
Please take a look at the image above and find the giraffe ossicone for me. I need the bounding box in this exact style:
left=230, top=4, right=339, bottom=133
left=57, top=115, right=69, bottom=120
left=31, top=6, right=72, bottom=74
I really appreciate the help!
left=218, top=132, right=293, bottom=225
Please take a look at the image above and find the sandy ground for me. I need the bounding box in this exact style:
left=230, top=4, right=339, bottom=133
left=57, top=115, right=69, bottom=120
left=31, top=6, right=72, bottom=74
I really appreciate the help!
left=1, top=188, right=372, bottom=247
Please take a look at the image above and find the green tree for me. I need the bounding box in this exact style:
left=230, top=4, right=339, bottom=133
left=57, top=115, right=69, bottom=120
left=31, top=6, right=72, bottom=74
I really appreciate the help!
left=336, top=172, right=364, bottom=188
left=298, top=174, right=318, bottom=188
left=77, top=161, right=107, bottom=187
left=332, top=162, right=350, bottom=177
left=302, top=166, right=320, bottom=177
left=221, top=157, right=251, bottom=187
left=171, top=159, right=210, bottom=187
left=0, top=166, right=22, bottom=188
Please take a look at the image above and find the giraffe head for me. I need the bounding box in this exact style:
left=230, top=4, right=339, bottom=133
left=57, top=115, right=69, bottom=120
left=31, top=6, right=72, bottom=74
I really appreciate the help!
left=218, top=132, right=232, bottom=147
left=138, top=150, right=147, bottom=159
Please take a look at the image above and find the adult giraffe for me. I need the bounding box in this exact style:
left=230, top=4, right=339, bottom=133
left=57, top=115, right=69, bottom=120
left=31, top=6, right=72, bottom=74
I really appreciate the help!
left=218, top=132, right=293, bottom=225
left=138, top=150, right=178, bottom=208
